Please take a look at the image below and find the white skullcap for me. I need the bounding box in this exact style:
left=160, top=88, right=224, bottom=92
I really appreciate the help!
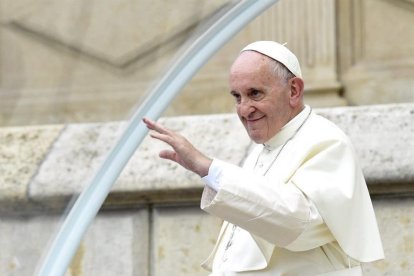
left=241, top=41, right=302, bottom=78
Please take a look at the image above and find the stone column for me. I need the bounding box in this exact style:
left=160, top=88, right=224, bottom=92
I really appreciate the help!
left=247, top=0, right=345, bottom=107
left=337, top=0, right=414, bottom=105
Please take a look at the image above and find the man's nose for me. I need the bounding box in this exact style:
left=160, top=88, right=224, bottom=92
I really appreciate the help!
left=238, top=99, right=255, bottom=117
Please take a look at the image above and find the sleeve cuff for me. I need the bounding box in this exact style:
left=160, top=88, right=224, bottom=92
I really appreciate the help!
left=201, top=158, right=223, bottom=191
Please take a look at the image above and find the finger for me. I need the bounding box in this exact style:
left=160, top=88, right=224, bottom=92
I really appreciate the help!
left=149, top=131, right=174, bottom=146
left=143, top=117, right=171, bottom=135
left=142, top=117, right=158, bottom=131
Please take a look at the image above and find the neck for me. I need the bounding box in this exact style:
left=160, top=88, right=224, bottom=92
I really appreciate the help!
left=293, top=103, right=305, bottom=116
left=286, top=104, right=305, bottom=125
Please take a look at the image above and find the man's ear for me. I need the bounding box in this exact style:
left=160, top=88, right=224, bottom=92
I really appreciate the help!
left=289, top=77, right=304, bottom=107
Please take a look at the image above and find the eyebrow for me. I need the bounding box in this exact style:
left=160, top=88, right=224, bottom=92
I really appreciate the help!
left=247, top=87, right=262, bottom=93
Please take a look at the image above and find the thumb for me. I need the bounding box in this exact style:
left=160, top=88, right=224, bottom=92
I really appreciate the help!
left=159, top=149, right=178, bottom=162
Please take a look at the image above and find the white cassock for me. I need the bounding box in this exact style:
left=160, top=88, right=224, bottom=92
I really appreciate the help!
left=200, top=105, right=384, bottom=275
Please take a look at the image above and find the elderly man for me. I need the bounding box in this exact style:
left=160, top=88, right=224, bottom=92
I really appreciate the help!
left=143, top=41, right=384, bottom=275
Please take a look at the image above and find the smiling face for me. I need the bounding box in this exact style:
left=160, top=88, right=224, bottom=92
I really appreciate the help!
left=229, top=51, right=303, bottom=144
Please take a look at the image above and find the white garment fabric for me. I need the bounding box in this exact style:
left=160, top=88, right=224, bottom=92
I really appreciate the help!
left=200, top=106, right=383, bottom=275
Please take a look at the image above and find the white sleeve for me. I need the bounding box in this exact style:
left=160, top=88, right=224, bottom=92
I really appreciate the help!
left=200, top=159, right=325, bottom=247
left=201, top=159, right=222, bottom=191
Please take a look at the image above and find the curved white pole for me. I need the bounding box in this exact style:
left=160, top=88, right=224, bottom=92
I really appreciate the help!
left=37, top=0, right=278, bottom=275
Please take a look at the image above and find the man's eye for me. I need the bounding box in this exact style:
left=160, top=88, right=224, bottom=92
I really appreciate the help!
left=250, top=90, right=263, bottom=99
left=231, top=92, right=241, bottom=103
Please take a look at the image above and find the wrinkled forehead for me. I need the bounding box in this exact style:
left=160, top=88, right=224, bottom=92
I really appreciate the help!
left=229, top=51, right=284, bottom=89
left=230, top=51, right=272, bottom=74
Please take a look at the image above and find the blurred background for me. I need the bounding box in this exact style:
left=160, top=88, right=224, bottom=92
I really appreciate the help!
left=0, top=0, right=413, bottom=275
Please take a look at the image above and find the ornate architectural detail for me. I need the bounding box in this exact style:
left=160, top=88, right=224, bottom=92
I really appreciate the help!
left=338, top=0, right=414, bottom=105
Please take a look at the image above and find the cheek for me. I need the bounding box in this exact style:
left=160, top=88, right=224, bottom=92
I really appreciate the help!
left=266, top=103, right=285, bottom=126
left=235, top=107, right=245, bottom=123
left=235, top=105, right=242, bottom=116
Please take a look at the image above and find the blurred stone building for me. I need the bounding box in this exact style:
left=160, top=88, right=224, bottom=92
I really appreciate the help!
left=0, top=0, right=413, bottom=275
left=1, top=0, right=412, bottom=126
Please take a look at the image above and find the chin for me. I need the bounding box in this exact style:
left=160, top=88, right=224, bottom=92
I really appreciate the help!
left=249, top=135, right=266, bottom=144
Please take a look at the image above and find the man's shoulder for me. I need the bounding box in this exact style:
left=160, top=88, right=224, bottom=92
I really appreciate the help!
left=302, top=113, right=351, bottom=143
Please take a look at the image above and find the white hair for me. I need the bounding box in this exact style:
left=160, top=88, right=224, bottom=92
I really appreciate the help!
left=267, top=58, right=295, bottom=84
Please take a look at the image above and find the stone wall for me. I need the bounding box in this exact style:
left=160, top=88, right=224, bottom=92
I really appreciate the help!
left=1, top=0, right=413, bottom=127
left=0, top=103, right=413, bottom=275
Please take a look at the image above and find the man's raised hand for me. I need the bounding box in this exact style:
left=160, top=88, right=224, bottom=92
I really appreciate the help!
left=143, top=117, right=212, bottom=177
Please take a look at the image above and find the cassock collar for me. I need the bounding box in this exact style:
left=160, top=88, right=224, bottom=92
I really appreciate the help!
left=263, top=105, right=311, bottom=151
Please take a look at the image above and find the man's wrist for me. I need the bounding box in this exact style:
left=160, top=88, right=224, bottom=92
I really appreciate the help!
left=201, top=159, right=223, bottom=191
left=198, top=157, right=213, bottom=177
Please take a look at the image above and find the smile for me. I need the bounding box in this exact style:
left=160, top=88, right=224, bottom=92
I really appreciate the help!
left=246, top=115, right=265, bottom=122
